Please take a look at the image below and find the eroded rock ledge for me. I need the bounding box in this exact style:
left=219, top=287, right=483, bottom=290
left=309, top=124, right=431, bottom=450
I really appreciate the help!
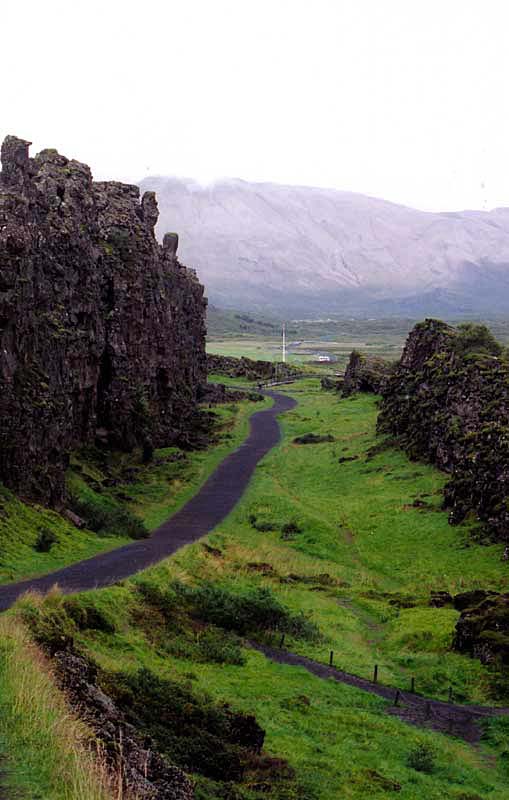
left=0, top=136, right=207, bottom=504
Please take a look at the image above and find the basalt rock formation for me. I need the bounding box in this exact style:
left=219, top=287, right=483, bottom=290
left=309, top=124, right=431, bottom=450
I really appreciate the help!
left=54, top=651, right=194, bottom=800
left=206, top=353, right=300, bottom=382
left=378, top=319, right=509, bottom=540
left=0, top=136, right=206, bottom=505
left=342, top=351, right=394, bottom=397
left=452, top=591, right=509, bottom=666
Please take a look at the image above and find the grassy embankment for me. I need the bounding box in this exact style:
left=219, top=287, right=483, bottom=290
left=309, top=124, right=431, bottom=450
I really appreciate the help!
left=6, top=378, right=509, bottom=799
left=0, top=396, right=270, bottom=584
left=0, top=616, right=114, bottom=799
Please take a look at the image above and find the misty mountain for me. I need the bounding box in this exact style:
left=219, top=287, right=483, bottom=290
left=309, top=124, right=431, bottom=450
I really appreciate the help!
left=139, top=176, right=509, bottom=316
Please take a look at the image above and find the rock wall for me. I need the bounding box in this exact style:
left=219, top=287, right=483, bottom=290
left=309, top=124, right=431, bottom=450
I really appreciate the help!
left=0, top=136, right=207, bottom=504
left=378, top=319, right=509, bottom=540
left=206, top=353, right=300, bottom=381
left=341, top=351, right=394, bottom=397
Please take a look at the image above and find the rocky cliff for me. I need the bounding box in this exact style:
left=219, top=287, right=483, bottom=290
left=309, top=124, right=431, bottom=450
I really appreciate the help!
left=0, top=136, right=206, bottom=505
left=206, top=353, right=301, bottom=381
left=378, top=319, right=509, bottom=541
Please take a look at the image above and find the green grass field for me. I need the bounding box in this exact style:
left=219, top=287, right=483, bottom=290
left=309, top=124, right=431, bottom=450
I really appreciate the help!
left=7, top=379, right=509, bottom=799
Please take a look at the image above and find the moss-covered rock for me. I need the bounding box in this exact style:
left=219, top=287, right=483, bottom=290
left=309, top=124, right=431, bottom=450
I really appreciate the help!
left=342, top=350, right=394, bottom=397
left=378, top=319, right=509, bottom=541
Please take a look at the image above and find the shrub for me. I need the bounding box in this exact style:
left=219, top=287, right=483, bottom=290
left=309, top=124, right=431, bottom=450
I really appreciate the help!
left=407, top=742, right=436, bottom=773
left=21, top=596, right=76, bottom=654
left=100, top=667, right=253, bottom=781
left=196, top=628, right=245, bottom=665
left=173, top=582, right=319, bottom=640
left=281, top=521, right=302, bottom=540
left=293, top=433, right=334, bottom=445
left=34, top=527, right=58, bottom=553
left=69, top=491, right=148, bottom=539
left=454, top=323, right=503, bottom=358
left=63, top=598, right=116, bottom=634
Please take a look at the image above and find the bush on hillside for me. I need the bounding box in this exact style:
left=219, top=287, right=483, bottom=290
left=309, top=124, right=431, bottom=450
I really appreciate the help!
left=173, top=581, right=319, bottom=640
left=454, top=323, right=503, bottom=358
left=407, top=742, right=436, bottom=773
left=69, top=491, right=148, bottom=539
left=34, top=526, right=58, bottom=552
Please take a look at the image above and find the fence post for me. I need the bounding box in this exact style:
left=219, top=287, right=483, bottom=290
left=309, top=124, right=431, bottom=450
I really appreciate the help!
left=329, top=650, right=334, bottom=667
left=448, top=686, right=453, bottom=703
left=410, top=677, right=415, bottom=693
left=425, top=701, right=431, bottom=719
left=373, top=664, right=378, bottom=684
left=279, top=633, right=285, bottom=648
left=394, top=690, right=401, bottom=706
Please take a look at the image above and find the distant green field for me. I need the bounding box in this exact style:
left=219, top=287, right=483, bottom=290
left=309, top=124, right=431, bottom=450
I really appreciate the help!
left=207, top=315, right=509, bottom=372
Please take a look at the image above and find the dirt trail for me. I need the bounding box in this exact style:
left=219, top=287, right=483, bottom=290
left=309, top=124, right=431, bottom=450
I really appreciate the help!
left=251, top=641, right=509, bottom=743
left=0, top=391, right=296, bottom=612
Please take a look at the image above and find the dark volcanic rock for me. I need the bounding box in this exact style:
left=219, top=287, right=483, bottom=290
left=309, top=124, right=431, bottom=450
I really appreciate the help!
left=206, top=353, right=300, bottom=382
left=197, top=382, right=263, bottom=405
left=321, top=375, right=343, bottom=391
left=378, top=319, right=509, bottom=541
left=342, top=351, right=393, bottom=397
left=53, top=651, right=194, bottom=799
left=453, top=592, right=509, bottom=665
left=0, top=136, right=206, bottom=504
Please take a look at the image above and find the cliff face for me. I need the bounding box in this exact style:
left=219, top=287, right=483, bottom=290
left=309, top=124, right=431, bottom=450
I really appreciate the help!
left=378, top=319, right=509, bottom=540
left=0, top=136, right=207, bottom=505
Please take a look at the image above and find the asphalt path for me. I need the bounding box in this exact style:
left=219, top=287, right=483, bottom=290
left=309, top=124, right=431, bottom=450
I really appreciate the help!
left=0, top=391, right=296, bottom=612
left=251, top=642, right=509, bottom=742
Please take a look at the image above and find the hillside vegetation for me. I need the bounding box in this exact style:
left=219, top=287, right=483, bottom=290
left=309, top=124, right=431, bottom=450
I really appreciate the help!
left=2, top=378, right=509, bottom=798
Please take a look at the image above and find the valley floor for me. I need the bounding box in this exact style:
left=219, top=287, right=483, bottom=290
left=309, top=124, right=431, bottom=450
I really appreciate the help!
left=1, top=379, right=509, bottom=798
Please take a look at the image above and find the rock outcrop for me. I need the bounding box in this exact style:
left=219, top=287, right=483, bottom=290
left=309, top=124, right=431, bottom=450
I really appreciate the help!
left=341, top=351, right=394, bottom=397
left=452, top=591, right=509, bottom=666
left=378, top=319, right=509, bottom=540
left=0, top=136, right=206, bottom=504
left=54, top=651, right=194, bottom=800
left=206, top=353, right=300, bottom=381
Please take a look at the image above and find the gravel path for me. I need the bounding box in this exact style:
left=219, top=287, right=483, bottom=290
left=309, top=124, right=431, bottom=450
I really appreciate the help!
left=251, top=642, right=509, bottom=743
left=0, top=391, right=296, bottom=612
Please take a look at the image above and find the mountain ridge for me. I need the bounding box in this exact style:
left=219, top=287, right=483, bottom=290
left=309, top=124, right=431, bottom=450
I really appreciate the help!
left=139, top=175, right=509, bottom=316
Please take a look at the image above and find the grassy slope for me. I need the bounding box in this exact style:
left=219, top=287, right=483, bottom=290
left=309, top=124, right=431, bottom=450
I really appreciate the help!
left=0, top=613, right=113, bottom=800
left=0, top=398, right=269, bottom=584
left=11, top=379, right=509, bottom=799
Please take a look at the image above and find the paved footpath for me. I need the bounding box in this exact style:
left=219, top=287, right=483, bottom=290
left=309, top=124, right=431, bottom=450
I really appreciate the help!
left=251, top=643, right=509, bottom=743
left=0, top=391, right=296, bottom=612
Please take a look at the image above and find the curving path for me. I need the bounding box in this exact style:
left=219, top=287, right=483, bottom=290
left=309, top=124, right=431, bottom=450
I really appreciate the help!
left=251, top=642, right=509, bottom=743
left=0, top=391, right=296, bottom=612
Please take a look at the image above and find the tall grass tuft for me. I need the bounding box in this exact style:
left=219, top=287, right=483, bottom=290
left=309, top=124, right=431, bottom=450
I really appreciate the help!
left=0, top=610, right=117, bottom=800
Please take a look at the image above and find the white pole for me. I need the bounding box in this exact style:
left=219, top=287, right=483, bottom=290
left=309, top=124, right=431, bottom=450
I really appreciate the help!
left=282, top=322, right=286, bottom=363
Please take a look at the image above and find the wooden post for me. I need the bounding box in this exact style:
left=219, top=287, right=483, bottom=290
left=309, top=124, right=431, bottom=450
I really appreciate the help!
left=279, top=633, right=285, bottom=648
left=410, top=677, right=415, bottom=693
left=425, top=701, right=431, bottom=719
left=329, top=650, right=334, bottom=667
left=448, top=686, right=453, bottom=703
left=373, top=664, right=378, bottom=684
left=394, top=690, right=401, bottom=706
left=448, top=716, right=453, bottom=734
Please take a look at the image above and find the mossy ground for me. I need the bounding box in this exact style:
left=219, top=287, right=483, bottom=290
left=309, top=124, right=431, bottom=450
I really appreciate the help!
left=6, top=379, right=509, bottom=799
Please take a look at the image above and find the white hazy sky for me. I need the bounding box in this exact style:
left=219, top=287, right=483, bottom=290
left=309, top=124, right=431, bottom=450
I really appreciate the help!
left=3, top=0, right=509, bottom=211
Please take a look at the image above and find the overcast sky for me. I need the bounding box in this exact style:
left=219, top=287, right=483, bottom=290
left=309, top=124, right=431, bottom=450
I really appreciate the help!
left=3, top=0, right=509, bottom=211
